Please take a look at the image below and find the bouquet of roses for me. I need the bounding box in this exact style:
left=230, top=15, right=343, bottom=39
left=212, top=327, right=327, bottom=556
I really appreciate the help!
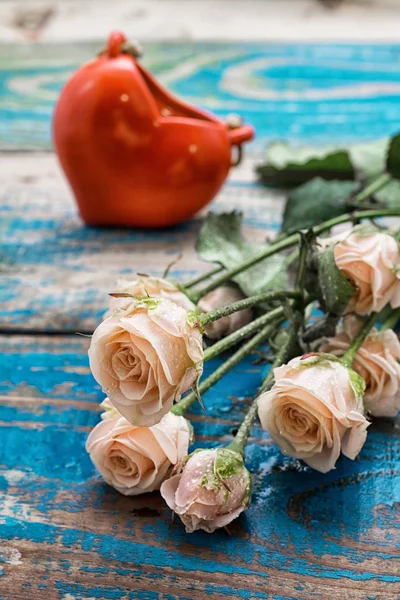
left=85, top=137, right=400, bottom=535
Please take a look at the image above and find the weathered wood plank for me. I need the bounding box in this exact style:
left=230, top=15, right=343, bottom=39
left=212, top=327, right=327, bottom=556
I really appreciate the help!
left=1, top=30, right=400, bottom=600
left=2, top=1, right=400, bottom=45
left=3, top=41, right=400, bottom=150
left=0, top=334, right=399, bottom=599
left=0, top=0, right=398, bottom=42
left=0, top=153, right=284, bottom=332
left=3, top=40, right=400, bottom=334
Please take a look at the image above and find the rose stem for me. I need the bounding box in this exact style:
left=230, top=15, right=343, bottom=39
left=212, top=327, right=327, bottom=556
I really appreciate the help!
left=171, top=318, right=283, bottom=417
left=184, top=177, right=393, bottom=293
left=352, top=173, right=392, bottom=206
left=226, top=312, right=303, bottom=456
left=293, top=232, right=311, bottom=310
left=184, top=247, right=299, bottom=293
left=186, top=207, right=400, bottom=303
left=380, top=307, right=400, bottom=331
left=226, top=240, right=311, bottom=456
left=184, top=265, right=224, bottom=289
left=203, top=306, right=285, bottom=362
left=340, top=312, right=379, bottom=368
left=198, top=290, right=300, bottom=327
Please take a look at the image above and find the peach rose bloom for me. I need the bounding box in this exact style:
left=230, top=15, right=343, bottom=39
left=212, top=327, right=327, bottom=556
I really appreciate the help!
left=198, top=286, right=253, bottom=340
left=89, top=298, right=204, bottom=426
left=258, top=353, right=369, bottom=473
left=105, top=275, right=195, bottom=318
left=160, top=448, right=251, bottom=533
left=322, top=318, right=400, bottom=417
left=86, top=399, right=192, bottom=495
left=327, top=231, right=400, bottom=314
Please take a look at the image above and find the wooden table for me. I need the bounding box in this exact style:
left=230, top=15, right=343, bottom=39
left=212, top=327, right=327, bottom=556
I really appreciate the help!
left=0, top=39, right=399, bottom=600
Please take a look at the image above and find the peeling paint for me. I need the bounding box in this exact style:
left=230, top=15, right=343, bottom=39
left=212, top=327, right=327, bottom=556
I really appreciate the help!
left=0, top=546, right=22, bottom=566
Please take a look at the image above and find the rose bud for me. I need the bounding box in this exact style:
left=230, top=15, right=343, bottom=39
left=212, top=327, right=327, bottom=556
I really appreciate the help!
left=160, top=448, right=251, bottom=533
left=89, top=298, right=204, bottom=426
left=258, top=353, right=369, bottom=473
left=321, top=317, right=400, bottom=417
left=197, top=286, right=253, bottom=340
left=105, top=275, right=195, bottom=318
left=321, top=230, right=400, bottom=315
left=86, top=399, right=192, bottom=495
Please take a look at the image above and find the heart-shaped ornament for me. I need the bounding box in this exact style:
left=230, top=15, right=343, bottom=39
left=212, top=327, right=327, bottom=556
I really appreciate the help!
left=53, top=32, right=254, bottom=228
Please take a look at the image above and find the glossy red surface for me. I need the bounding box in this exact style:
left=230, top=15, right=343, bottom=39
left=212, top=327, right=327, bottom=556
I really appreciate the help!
left=53, top=31, right=255, bottom=228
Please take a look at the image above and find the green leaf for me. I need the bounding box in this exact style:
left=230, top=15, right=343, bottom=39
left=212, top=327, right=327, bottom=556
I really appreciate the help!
left=257, top=142, right=354, bottom=186
left=315, top=246, right=356, bottom=315
left=374, top=178, right=400, bottom=208
left=195, top=211, right=288, bottom=297
left=257, top=139, right=388, bottom=187
left=350, top=139, right=388, bottom=178
left=282, top=178, right=359, bottom=232
left=386, top=133, right=400, bottom=179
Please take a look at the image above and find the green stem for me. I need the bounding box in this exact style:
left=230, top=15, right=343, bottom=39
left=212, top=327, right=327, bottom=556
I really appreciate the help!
left=352, top=173, right=392, bottom=206
left=294, top=235, right=310, bottom=309
left=226, top=396, right=261, bottom=456
left=190, top=208, right=400, bottom=302
left=171, top=320, right=281, bottom=417
left=184, top=249, right=299, bottom=300
left=341, top=312, right=379, bottom=368
left=184, top=266, right=224, bottom=289
left=227, top=312, right=303, bottom=455
left=381, top=307, right=400, bottom=331
left=184, top=179, right=393, bottom=296
left=198, top=290, right=300, bottom=327
left=203, top=306, right=285, bottom=362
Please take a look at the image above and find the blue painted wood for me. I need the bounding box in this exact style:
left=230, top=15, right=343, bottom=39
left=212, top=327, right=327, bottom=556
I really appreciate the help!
left=0, top=335, right=399, bottom=600
left=1, top=40, right=400, bottom=599
left=2, top=42, right=400, bottom=150
left=0, top=157, right=282, bottom=332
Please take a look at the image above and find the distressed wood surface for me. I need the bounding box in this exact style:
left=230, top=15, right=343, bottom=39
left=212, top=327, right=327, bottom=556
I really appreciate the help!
left=0, top=335, right=399, bottom=600
left=1, top=32, right=400, bottom=600
left=4, top=41, right=400, bottom=151
left=0, top=153, right=283, bottom=332
left=1, top=0, right=400, bottom=44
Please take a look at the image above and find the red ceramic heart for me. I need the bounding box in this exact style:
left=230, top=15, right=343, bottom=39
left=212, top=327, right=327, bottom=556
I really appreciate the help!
left=53, top=32, right=254, bottom=228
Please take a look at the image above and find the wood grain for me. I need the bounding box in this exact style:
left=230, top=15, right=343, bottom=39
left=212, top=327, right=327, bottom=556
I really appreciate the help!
left=1, top=32, right=400, bottom=600
left=0, top=334, right=399, bottom=599
left=4, top=41, right=400, bottom=151
left=0, top=153, right=283, bottom=333
left=1, top=0, right=400, bottom=44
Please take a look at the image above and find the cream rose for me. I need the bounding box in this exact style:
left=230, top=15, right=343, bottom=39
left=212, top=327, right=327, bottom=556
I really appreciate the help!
left=321, top=318, right=400, bottom=417
left=324, top=230, right=400, bottom=315
left=89, top=298, right=204, bottom=426
left=160, top=448, right=251, bottom=533
left=258, top=353, right=369, bottom=473
left=197, top=286, right=253, bottom=340
left=86, top=399, right=192, bottom=495
left=105, top=275, right=195, bottom=318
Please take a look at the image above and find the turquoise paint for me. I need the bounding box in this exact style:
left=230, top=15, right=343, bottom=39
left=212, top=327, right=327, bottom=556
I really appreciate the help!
left=0, top=178, right=281, bottom=331
left=1, top=39, right=400, bottom=600
left=3, top=42, right=400, bottom=150
left=1, top=515, right=399, bottom=585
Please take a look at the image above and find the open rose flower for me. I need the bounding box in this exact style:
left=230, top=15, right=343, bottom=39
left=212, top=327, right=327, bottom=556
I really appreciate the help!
left=321, top=230, right=400, bottom=314
left=321, top=317, right=400, bottom=417
left=86, top=399, right=192, bottom=495
left=258, top=353, right=369, bottom=473
left=105, top=275, right=195, bottom=318
left=89, top=298, right=204, bottom=426
left=160, top=448, right=251, bottom=533
left=197, top=286, right=253, bottom=340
